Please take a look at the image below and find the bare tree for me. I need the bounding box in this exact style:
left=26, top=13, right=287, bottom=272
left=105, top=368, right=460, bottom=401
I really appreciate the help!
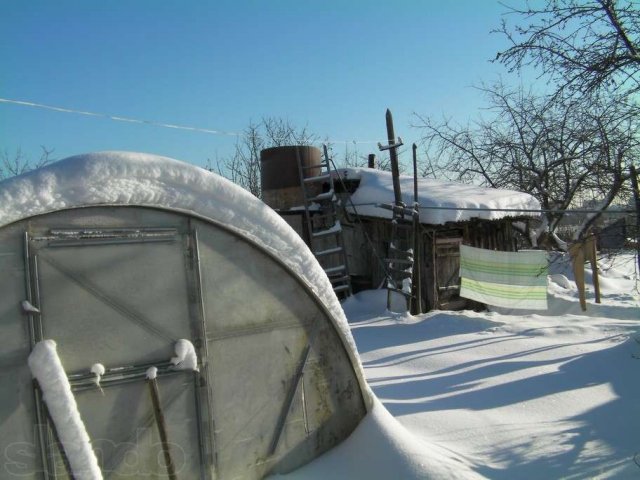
left=332, top=143, right=393, bottom=172
left=210, top=117, right=317, bottom=198
left=417, top=83, right=637, bottom=248
left=495, top=0, right=640, bottom=98
left=1, top=146, right=54, bottom=180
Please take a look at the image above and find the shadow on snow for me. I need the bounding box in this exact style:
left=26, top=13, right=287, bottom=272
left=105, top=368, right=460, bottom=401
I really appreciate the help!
left=352, top=312, right=640, bottom=479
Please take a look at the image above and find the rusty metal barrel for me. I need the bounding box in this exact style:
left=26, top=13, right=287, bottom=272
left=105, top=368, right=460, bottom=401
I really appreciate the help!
left=260, top=145, right=322, bottom=210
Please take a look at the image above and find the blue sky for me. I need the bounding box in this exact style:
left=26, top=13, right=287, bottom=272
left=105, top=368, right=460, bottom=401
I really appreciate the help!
left=1, top=0, right=522, bottom=169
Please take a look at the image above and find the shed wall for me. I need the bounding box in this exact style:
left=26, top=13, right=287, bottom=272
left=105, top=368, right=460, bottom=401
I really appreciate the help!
left=341, top=216, right=519, bottom=311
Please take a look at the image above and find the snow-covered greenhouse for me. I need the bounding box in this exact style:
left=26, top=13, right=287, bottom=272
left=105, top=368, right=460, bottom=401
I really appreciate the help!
left=0, top=152, right=371, bottom=479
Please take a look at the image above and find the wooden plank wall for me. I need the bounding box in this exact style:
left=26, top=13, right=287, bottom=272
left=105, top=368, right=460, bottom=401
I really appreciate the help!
left=345, top=217, right=520, bottom=311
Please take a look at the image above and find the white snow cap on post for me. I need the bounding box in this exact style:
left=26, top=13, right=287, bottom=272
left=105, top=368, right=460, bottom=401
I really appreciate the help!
left=145, top=366, right=158, bottom=380
left=171, top=339, right=199, bottom=371
left=28, top=340, right=103, bottom=480
left=90, top=363, right=106, bottom=395
left=90, top=363, right=105, bottom=385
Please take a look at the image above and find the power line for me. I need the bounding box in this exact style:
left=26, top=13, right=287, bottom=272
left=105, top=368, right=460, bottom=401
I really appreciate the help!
left=0, top=97, right=382, bottom=145
left=0, top=97, right=242, bottom=137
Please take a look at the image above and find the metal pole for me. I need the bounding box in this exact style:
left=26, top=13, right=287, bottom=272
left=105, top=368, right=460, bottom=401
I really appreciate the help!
left=411, top=143, right=422, bottom=314
left=412, top=144, right=418, bottom=203
left=24, top=238, right=53, bottom=478
left=385, top=109, right=403, bottom=206
left=269, top=340, right=314, bottom=456
left=148, top=378, right=178, bottom=480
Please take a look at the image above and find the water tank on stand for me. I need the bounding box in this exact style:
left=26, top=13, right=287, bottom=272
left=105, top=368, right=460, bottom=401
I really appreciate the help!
left=260, top=145, right=322, bottom=210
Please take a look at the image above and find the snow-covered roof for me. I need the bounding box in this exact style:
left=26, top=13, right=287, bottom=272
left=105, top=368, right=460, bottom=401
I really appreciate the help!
left=0, top=151, right=370, bottom=403
left=337, top=168, right=540, bottom=224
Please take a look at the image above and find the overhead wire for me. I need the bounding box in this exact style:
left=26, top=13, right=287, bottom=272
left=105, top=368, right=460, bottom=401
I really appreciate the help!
left=3, top=96, right=633, bottom=219
left=0, top=97, right=242, bottom=137
left=0, top=97, right=383, bottom=145
left=4, top=96, right=633, bottom=227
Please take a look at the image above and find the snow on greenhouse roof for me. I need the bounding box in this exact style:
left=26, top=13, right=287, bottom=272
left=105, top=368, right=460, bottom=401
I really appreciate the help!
left=0, top=151, right=368, bottom=398
left=337, top=168, right=540, bottom=224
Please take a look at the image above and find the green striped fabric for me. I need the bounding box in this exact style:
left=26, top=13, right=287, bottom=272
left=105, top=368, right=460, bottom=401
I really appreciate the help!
left=459, top=245, right=548, bottom=310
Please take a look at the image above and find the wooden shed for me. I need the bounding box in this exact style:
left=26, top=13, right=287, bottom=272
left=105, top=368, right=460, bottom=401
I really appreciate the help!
left=333, top=168, right=541, bottom=311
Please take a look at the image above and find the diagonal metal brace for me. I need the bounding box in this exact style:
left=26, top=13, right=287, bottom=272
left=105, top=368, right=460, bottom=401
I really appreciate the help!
left=39, top=253, right=176, bottom=343
left=268, top=334, right=316, bottom=457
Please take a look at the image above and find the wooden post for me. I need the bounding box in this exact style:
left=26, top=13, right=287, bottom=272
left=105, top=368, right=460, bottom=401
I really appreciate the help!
left=148, top=378, right=178, bottom=480
left=368, top=154, right=376, bottom=169
left=432, top=233, right=439, bottom=309
left=585, top=235, right=601, bottom=304
left=569, top=242, right=587, bottom=312
left=381, top=109, right=410, bottom=312
left=385, top=109, right=403, bottom=206
left=630, top=165, right=640, bottom=274
left=411, top=143, right=422, bottom=314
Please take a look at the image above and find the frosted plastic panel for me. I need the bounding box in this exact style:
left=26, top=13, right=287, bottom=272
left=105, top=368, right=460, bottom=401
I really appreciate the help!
left=0, top=207, right=366, bottom=479
left=195, top=217, right=366, bottom=477
left=32, top=241, right=191, bottom=371
left=50, top=375, right=201, bottom=479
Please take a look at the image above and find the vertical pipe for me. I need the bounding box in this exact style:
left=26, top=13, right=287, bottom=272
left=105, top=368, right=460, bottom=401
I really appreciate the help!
left=412, top=144, right=419, bottom=204
left=368, top=154, right=376, bottom=169
left=23, top=233, right=36, bottom=348
left=188, top=226, right=216, bottom=479
left=33, top=385, right=54, bottom=479
left=32, top=256, right=44, bottom=342
left=40, top=391, right=76, bottom=480
left=385, top=109, right=403, bottom=206
left=411, top=144, right=422, bottom=314
left=24, top=235, right=53, bottom=478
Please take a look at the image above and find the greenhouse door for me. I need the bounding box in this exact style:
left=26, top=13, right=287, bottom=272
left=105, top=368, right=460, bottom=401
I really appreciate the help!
left=24, top=226, right=214, bottom=479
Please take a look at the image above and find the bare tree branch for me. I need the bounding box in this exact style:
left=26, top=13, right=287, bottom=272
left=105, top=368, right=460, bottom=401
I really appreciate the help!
left=211, top=118, right=317, bottom=198
left=495, top=0, right=640, bottom=97
left=416, top=83, right=637, bottom=248
left=0, top=146, right=54, bottom=180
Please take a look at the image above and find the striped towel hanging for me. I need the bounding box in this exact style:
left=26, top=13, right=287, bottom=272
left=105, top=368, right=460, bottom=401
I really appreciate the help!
left=459, top=245, right=548, bottom=310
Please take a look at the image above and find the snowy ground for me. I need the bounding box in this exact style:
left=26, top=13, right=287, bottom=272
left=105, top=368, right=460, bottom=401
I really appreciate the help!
left=8, top=154, right=637, bottom=478
left=282, top=252, right=640, bottom=479
left=351, top=253, right=640, bottom=479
